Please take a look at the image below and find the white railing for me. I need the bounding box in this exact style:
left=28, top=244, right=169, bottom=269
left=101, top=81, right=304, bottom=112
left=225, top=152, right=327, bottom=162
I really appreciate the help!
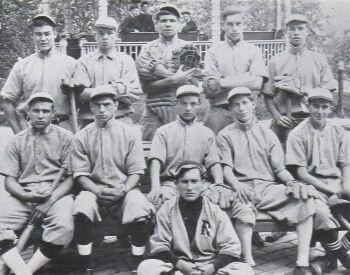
left=56, top=40, right=287, bottom=65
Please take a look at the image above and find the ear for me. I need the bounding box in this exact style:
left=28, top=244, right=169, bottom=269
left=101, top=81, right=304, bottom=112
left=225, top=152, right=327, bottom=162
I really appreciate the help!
left=114, top=100, right=119, bottom=109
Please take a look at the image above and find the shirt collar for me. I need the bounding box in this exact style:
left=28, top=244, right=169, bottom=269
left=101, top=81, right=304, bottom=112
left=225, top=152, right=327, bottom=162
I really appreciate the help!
left=95, top=117, right=116, bottom=129
left=288, top=43, right=307, bottom=55
left=176, top=115, right=197, bottom=126
left=307, top=117, right=328, bottom=132
left=225, top=37, right=243, bottom=48
left=36, top=47, right=56, bottom=59
left=95, top=48, right=118, bottom=61
left=234, top=117, right=256, bottom=131
left=30, top=124, right=53, bottom=135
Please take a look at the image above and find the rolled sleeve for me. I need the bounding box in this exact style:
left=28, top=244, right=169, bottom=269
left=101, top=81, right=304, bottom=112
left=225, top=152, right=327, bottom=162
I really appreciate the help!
left=250, top=48, right=268, bottom=81
left=126, top=132, right=146, bottom=175
left=268, top=132, right=286, bottom=174
left=60, top=135, right=74, bottom=175
left=0, top=61, right=23, bottom=103
left=338, top=132, right=350, bottom=168
left=71, top=58, right=92, bottom=88
left=119, top=55, right=143, bottom=99
left=262, top=58, right=277, bottom=96
left=203, top=134, right=221, bottom=169
left=286, top=133, right=307, bottom=167
left=204, top=49, right=221, bottom=78
left=0, top=139, right=20, bottom=178
left=71, top=137, right=92, bottom=179
left=149, top=129, right=167, bottom=165
left=320, top=56, right=337, bottom=91
left=136, top=44, right=158, bottom=80
left=216, top=132, right=234, bottom=168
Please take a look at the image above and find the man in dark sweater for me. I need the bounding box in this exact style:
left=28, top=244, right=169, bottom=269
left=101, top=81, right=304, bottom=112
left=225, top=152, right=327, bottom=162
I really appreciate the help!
left=181, top=12, right=198, bottom=33
left=137, top=161, right=253, bottom=275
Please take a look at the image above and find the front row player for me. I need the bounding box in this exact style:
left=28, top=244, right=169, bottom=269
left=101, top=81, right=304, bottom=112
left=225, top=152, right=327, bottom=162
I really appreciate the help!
left=287, top=88, right=350, bottom=273
left=137, top=161, right=253, bottom=275
left=0, top=92, right=74, bottom=274
left=71, top=85, right=154, bottom=272
left=216, top=87, right=336, bottom=275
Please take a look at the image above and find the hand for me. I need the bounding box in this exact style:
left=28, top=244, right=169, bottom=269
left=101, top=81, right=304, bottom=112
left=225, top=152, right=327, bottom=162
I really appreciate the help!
left=286, top=181, right=324, bottom=201
left=197, top=263, right=215, bottom=275
left=31, top=200, right=53, bottom=223
left=102, top=187, right=125, bottom=199
left=215, top=185, right=233, bottom=209
left=276, top=115, right=294, bottom=128
left=172, top=65, right=196, bottom=84
left=95, top=188, right=122, bottom=207
left=234, top=182, right=254, bottom=204
left=273, top=76, right=302, bottom=96
left=22, top=188, right=51, bottom=203
left=147, top=187, right=162, bottom=205
left=176, top=260, right=197, bottom=275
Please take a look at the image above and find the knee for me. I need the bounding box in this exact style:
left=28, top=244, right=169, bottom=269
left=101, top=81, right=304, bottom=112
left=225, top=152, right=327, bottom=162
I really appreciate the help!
left=73, top=191, right=97, bottom=213
left=137, top=259, right=170, bottom=275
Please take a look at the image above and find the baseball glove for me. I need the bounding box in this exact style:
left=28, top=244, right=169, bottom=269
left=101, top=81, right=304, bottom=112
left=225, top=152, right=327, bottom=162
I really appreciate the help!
left=172, top=44, right=201, bottom=71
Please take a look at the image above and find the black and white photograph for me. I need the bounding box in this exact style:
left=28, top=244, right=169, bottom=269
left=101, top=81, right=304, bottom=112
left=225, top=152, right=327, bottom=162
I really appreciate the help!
left=0, top=0, right=350, bottom=274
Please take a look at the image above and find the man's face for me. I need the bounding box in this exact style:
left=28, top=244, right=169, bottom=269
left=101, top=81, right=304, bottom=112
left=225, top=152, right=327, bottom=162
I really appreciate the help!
left=287, top=22, right=308, bottom=47
left=223, top=13, right=244, bottom=42
left=157, top=14, right=179, bottom=38
left=177, top=168, right=203, bottom=201
left=130, top=8, right=140, bottom=17
left=28, top=101, right=54, bottom=130
left=141, top=4, right=149, bottom=14
left=32, top=25, right=55, bottom=53
left=230, top=95, right=255, bottom=123
left=176, top=95, right=200, bottom=122
left=95, top=27, right=116, bottom=52
left=183, top=14, right=191, bottom=22
left=90, top=96, right=116, bottom=123
left=308, top=99, right=333, bottom=127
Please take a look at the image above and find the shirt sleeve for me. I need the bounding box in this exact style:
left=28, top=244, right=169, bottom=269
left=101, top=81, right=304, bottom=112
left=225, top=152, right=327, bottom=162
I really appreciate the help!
left=203, top=131, right=221, bottom=169
left=268, top=131, right=286, bottom=174
left=60, top=133, right=74, bottom=175
left=285, top=131, right=307, bottom=167
left=0, top=139, right=20, bottom=178
left=136, top=43, right=159, bottom=80
left=71, top=57, right=92, bottom=88
left=119, top=55, right=143, bottom=96
left=216, top=132, right=234, bottom=168
left=338, top=130, right=350, bottom=168
left=249, top=47, right=268, bottom=81
left=319, top=55, right=337, bottom=91
left=148, top=128, right=167, bottom=165
left=0, top=61, right=24, bottom=103
left=71, top=135, right=92, bottom=178
left=261, top=57, right=277, bottom=96
left=204, top=47, right=221, bottom=78
left=126, top=130, right=146, bottom=175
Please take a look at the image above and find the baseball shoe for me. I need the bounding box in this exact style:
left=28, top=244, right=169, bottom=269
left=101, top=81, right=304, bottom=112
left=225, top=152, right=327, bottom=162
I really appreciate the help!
left=293, top=266, right=314, bottom=275
left=310, top=255, right=337, bottom=274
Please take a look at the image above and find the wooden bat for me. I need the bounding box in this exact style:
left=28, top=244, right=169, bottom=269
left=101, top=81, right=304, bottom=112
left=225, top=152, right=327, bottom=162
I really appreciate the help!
left=69, top=90, right=78, bottom=134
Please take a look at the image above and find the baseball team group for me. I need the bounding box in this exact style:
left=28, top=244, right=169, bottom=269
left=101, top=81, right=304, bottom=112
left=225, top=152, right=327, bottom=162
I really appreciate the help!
left=0, top=3, right=348, bottom=275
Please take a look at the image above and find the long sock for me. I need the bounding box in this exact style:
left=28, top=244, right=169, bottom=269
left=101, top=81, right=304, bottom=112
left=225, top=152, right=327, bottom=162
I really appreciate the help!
left=1, top=247, right=32, bottom=275
left=342, top=232, right=350, bottom=251
left=234, top=220, right=255, bottom=266
left=74, top=214, right=94, bottom=245
left=129, top=221, right=148, bottom=256
left=296, top=215, right=313, bottom=267
left=27, top=248, right=51, bottom=273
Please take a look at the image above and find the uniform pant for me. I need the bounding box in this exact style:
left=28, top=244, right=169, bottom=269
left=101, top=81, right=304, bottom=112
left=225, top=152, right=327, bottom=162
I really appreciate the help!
left=203, top=104, right=234, bottom=135
left=270, top=117, right=305, bottom=149
left=137, top=259, right=254, bottom=275
left=0, top=192, right=74, bottom=246
left=141, top=105, right=177, bottom=141
left=73, top=189, right=154, bottom=224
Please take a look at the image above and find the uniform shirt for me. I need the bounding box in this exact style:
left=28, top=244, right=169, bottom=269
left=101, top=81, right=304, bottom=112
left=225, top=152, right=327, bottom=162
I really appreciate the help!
left=72, top=119, right=146, bottom=187
left=204, top=40, right=268, bottom=105
left=150, top=196, right=241, bottom=264
left=72, top=48, right=142, bottom=119
left=216, top=118, right=285, bottom=182
left=263, top=45, right=336, bottom=115
left=149, top=116, right=220, bottom=178
left=0, top=50, right=76, bottom=116
left=136, top=37, right=188, bottom=99
left=0, top=124, right=73, bottom=185
left=286, top=118, right=350, bottom=179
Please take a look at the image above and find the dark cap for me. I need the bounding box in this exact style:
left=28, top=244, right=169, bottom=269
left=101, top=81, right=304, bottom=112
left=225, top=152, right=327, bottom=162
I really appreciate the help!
left=90, top=85, right=116, bottom=101
left=26, top=92, right=55, bottom=107
left=32, top=14, right=57, bottom=27
left=285, top=14, right=308, bottom=26
left=157, top=4, right=181, bottom=18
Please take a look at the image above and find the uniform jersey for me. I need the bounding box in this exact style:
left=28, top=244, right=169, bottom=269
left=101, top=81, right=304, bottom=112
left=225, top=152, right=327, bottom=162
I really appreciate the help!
left=0, top=50, right=76, bottom=117
left=71, top=119, right=146, bottom=187
left=150, top=196, right=241, bottom=264
left=149, top=117, right=220, bottom=179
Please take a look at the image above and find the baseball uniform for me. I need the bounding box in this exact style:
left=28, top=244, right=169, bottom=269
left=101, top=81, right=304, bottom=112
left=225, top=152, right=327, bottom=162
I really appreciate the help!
left=149, top=116, right=221, bottom=201
left=0, top=124, right=74, bottom=246
left=136, top=37, right=189, bottom=140
left=203, top=40, right=267, bottom=134
left=137, top=196, right=253, bottom=275
left=72, top=48, right=142, bottom=126
left=72, top=119, right=153, bottom=224
left=263, top=46, right=337, bottom=146
left=216, top=118, right=337, bottom=230
left=0, top=50, right=77, bottom=130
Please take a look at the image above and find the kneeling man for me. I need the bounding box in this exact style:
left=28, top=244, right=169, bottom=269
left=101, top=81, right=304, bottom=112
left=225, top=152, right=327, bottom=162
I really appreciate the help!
left=72, top=85, right=154, bottom=272
left=138, top=161, right=253, bottom=275
left=0, top=92, right=74, bottom=274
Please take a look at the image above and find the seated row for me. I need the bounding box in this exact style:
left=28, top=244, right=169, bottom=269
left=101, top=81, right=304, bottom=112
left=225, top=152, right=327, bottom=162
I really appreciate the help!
left=0, top=84, right=348, bottom=275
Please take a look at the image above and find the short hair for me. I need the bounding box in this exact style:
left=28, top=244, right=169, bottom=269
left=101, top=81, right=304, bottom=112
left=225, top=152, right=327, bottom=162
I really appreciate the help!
left=156, top=10, right=179, bottom=21
left=129, top=4, right=139, bottom=10
left=222, top=8, right=244, bottom=21
left=30, top=19, right=55, bottom=30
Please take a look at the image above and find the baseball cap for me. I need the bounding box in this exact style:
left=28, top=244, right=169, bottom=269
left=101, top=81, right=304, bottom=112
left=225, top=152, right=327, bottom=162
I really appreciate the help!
left=90, top=85, right=116, bottom=101
left=94, top=17, right=118, bottom=30
left=26, top=92, right=55, bottom=107
left=32, top=14, right=57, bottom=27
left=285, top=14, right=308, bottom=26
left=157, top=4, right=181, bottom=18
left=307, top=88, right=334, bottom=103
left=176, top=85, right=201, bottom=98
left=227, top=87, right=252, bottom=102
left=173, top=160, right=206, bottom=179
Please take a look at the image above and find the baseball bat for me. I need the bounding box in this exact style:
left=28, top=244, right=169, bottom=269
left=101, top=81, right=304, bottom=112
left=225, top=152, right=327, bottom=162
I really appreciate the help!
left=69, top=90, right=78, bottom=134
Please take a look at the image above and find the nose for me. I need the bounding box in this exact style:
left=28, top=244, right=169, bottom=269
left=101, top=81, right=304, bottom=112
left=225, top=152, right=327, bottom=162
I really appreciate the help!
left=37, top=110, right=44, bottom=118
left=99, top=105, right=106, bottom=113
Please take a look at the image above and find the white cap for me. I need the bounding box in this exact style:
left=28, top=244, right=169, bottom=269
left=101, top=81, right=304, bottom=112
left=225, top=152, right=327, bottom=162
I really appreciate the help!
left=26, top=92, right=55, bottom=106
left=307, top=88, right=334, bottom=103
left=90, top=85, right=116, bottom=100
left=227, top=87, right=252, bottom=102
left=94, top=17, right=118, bottom=29
left=176, top=85, right=201, bottom=98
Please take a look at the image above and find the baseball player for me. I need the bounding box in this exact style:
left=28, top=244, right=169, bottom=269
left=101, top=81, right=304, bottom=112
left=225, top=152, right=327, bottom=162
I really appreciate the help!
left=203, top=8, right=268, bottom=134
left=286, top=88, right=350, bottom=273
left=0, top=92, right=74, bottom=274
left=71, top=85, right=154, bottom=273
left=137, top=161, right=254, bottom=275
left=216, top=87, right=338, bottom=275
left=148, top=84, right=231, bottom=210
left=72, top=17, right=142, bottom=128
left=136, top=5, right=198, bottom=141
left=263, top=14, right=337, bottom=148
left=0, top=14, right=77, bottom=133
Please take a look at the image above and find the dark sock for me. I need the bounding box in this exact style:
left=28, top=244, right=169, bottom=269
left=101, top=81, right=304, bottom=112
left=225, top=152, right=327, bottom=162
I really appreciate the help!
left=129, top=221, right=148, bottom=247
left=74, top=214, right=93, bottom=245
left=39, top=241, right=63, bottom=259
left=0, top=240, right=16, bottom=255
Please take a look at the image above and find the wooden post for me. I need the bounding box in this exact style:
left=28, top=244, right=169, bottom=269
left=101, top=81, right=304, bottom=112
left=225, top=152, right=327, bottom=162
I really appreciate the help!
left=63, top=0, right=73, bottom=37
left=284, top=0, right=291, bottom=21
left=99, top=0, right=108, bottom=18
left=38, top=0, right=50, bottom=14
left=336, top=61, right=345, bottom=116
left=275, top=0, right=282, bottom=31
left=211, top=0, right=221, bottom=42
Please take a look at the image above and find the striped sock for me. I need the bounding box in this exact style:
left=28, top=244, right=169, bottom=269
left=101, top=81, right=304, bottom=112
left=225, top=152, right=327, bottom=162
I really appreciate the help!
left=342, top=234, right=350, bottom=251
left=325, top=239, right=342, bottom=251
